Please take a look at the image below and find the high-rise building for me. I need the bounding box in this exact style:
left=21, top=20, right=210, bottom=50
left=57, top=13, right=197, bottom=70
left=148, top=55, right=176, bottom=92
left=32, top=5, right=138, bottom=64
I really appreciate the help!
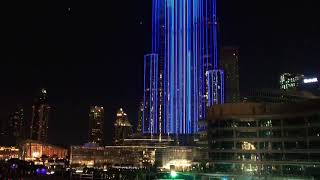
left=280, top=73, right=320, bottom=95
left=8, top=106, right=24, bottom=138
left=114, top=108, right=133, bottom=144
left=206, top=70, right=225, bottom=105
left=220, top=47, right=240, bottom=103
left=280, top=73, right=304, bottom=90
left=137, top=101, right=143, bottom=135
left=88, top=106, right=104, bottom=146
left=143, top=0, right=224, bottom=135
left=1, top=105, right=24, bottom=145
left=30, top=88, right=50, bottom=142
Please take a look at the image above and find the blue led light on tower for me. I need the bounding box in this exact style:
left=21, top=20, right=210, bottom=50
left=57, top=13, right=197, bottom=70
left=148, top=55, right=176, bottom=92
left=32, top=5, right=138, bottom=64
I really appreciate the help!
left=206, top=70, right=225, bottom=106
left=143, top=54, right=159, bottom=135
left=143, top=0, right=224, bottom=135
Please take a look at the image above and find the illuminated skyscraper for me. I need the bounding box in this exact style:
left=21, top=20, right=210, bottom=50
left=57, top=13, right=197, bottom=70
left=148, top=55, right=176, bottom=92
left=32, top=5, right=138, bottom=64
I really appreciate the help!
left=114, top=108, right=133, bottom=144
left=89, top=106, right=104, bottom=146
left=30, top=88, right=50, bottom=142
left=280, top=73, right=320, bottom=95
left=143, top=0, right=224, bottom=135
left=280, top=73, right=305, bottom=90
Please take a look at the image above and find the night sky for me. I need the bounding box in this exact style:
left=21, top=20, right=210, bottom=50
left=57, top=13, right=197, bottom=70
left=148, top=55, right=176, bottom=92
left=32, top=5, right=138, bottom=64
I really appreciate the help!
left=0, top=1, right=319, bottom=146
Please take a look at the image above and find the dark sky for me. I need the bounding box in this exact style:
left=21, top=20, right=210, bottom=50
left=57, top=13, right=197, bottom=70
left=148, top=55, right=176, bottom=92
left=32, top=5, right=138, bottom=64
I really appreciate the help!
left=0, top=1, right=319, bottom=146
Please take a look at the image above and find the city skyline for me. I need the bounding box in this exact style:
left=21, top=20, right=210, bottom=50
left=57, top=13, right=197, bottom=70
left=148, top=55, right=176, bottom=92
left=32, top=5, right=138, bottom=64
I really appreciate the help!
left=0, top=1, right=320, bottom=145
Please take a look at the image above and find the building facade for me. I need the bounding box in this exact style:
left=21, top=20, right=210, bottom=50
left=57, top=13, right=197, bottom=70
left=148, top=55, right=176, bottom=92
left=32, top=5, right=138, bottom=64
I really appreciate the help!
left=220, top=47, right=240, bottom=103
left=30, top=88, right=50, bottom=143
left=143, top=0, right=224, bottom=136
left=206, top=102, right=320, bottom=178
left=89, top=106, right=104, bottom=146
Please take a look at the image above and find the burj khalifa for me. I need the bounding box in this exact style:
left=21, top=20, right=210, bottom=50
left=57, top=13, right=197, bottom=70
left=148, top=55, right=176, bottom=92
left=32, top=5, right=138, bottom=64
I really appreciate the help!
left=143, top=0, right=224, bottom=135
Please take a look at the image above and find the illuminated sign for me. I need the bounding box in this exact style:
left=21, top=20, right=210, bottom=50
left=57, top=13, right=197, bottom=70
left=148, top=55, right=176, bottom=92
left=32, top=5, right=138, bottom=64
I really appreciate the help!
left=303, top=78, right=318, bottom=84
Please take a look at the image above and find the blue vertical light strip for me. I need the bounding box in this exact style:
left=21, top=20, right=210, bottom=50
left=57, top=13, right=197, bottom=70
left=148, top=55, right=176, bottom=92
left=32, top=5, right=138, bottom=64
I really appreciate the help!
left=163, top=0, right=167, bottom=135
left=154, top=54, right=158, bottom=134
left=182, top=0, right=185, bottom=134
left=208, top=72, right=210, bottom=106
left=186, top=0, right=191, bottom=134
left=174, top=0, right=178, bottom=134
left=210, top=0, right=214, bottom=71
left=152, top=0, right=156, bottom=52
left=191, top=0, right=195, bottom=133
left=169, top=0, right=175, bottom=133
left=200, top=0, right=205, bottom=120
left=149, top=54, right=153, bottom=135
left=194, top=0, right=199, bottom=133
left=220, top=70, right=225, bottom=103
left=152, top=0, right=160, bottom=53
left=205, top=0, right=209, bottom=71
left=143, top=55, right=146, bottom=134
left=213, top=0, right=218, bottom=69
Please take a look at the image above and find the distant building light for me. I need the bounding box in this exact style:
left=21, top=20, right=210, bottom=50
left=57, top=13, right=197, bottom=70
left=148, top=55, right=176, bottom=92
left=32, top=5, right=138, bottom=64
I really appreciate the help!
left=304, top=78, right=318, bottom=84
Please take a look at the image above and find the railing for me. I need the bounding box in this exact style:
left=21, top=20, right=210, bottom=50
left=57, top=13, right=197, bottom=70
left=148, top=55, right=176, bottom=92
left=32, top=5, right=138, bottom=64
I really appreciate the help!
left=70, top=172, right=111, bottom=179
left=70, top=173, right=93, bottom=179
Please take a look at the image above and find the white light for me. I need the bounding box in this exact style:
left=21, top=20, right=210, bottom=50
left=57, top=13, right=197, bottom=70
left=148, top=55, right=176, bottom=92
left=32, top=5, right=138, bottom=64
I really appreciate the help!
left=75, top=169, right=83, bottom=173
left=163, top=159, right=191, bottom=170
left=32, top=152, right=40, bottom=158
left=304, top=78, right=318, bottom=83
